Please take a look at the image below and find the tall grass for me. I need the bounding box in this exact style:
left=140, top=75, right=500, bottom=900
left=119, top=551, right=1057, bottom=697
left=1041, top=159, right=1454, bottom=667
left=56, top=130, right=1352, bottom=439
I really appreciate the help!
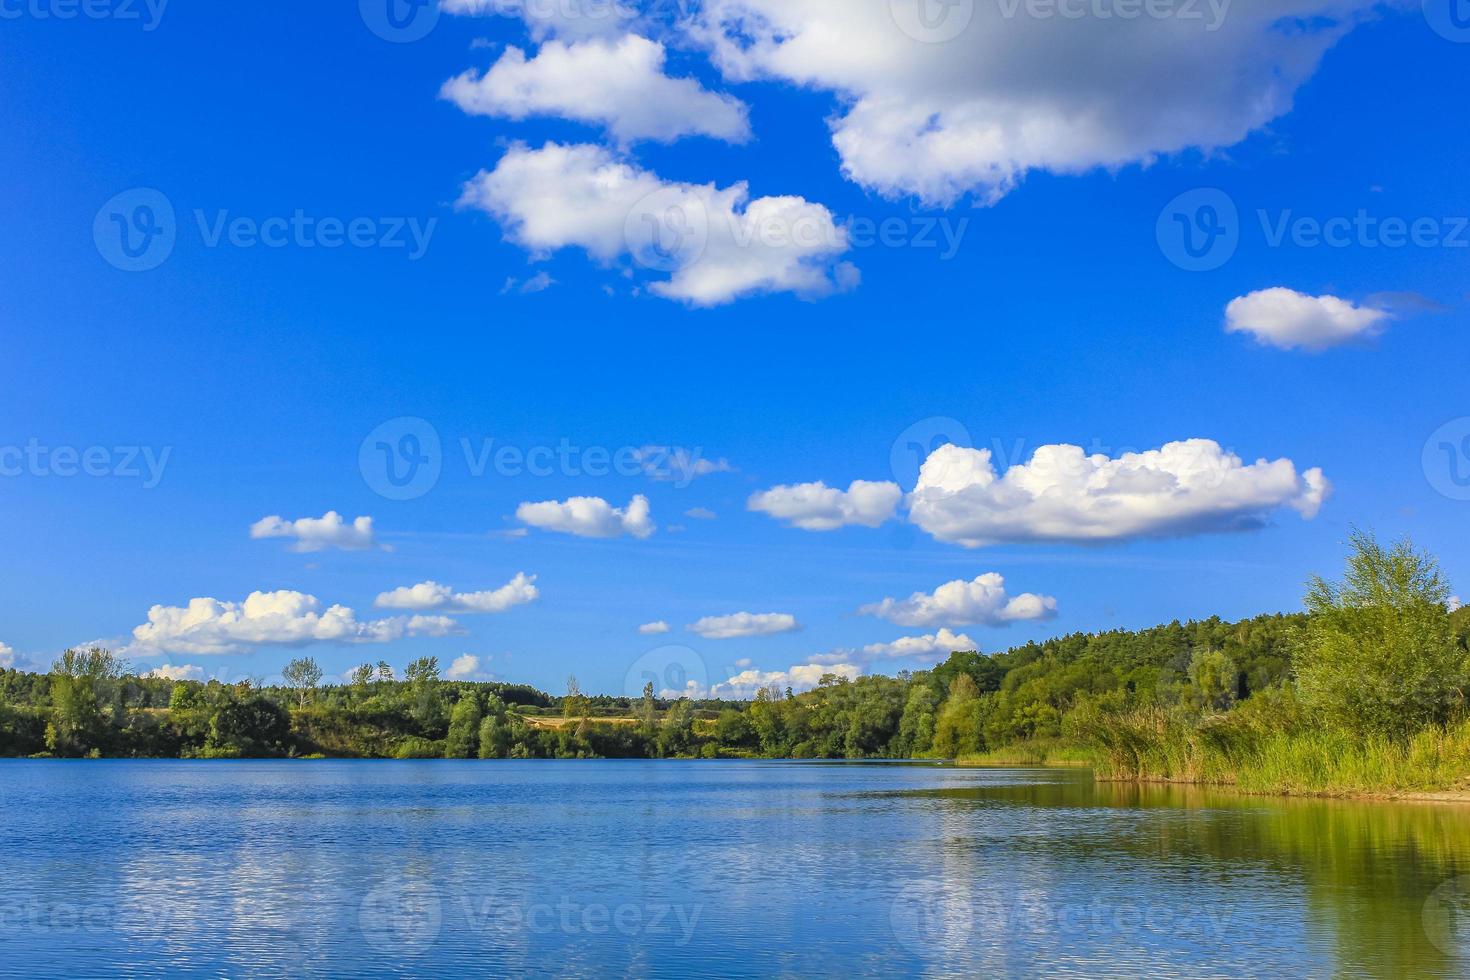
left=1071, top=700, right=1470, bottom=796
left=955, top=738, right=1096, bottom=767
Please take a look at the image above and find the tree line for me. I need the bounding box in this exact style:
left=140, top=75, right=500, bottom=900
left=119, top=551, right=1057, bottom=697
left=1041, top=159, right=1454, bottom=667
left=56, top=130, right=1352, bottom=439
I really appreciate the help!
left=3, top=532, right=1467, bottom=778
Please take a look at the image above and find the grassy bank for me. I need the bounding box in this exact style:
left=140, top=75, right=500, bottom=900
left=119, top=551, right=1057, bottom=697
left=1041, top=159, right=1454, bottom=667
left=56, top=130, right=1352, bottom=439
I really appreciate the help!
left=1075, top=704, right=1470, bottom=797
left=955, top=738, right=1095, bottom=767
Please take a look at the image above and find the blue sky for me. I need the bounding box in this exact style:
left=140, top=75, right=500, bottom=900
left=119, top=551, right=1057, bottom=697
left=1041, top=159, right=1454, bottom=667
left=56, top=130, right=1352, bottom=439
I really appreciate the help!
left=1, top=0, right=1466, bottom=696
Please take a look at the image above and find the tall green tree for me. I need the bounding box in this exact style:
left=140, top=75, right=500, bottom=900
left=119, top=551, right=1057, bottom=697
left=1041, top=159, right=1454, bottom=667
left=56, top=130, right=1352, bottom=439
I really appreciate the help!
left=445, top=693, right=481, bottom=758
left=282, top=657, right=323, bottom=709
left=1295, top=530, right=1466, bottom=738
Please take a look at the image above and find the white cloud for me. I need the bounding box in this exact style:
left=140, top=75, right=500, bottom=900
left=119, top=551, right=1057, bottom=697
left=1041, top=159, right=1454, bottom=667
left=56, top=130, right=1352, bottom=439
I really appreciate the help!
left=689, top=0, right=1368, bottom=205
left=0, top=641, right=14, bottom=669
left=684, top=507, right=717, bottom=521
left=444, top=0, right=634, bottom=41
left=442, top=35, right=750, bottom=145
left=1450, top=596, right=1463, bottom=613
left=859, top=628, right=978, bottom=664
left=516, top=493, right=655, bottom=538
left=457, top=142, right=858, bottom=306
left=501, top=271, right=557, bottom=294
left=446, top=653, right=497, bottom=681
left=128, top=591, right=458, bottom=656
left=907, top=440, right=1329, bottom=548
left=748, top=479, right=901, bottom=531
left=860, top=573, right=1058, bottom=627
left=145, top=664, right=204, bottom=681
left=374, top=574, right=540, bottom=614
left=249, top=511, right=376, bottom=552
left=702, top=660, right=863, bottom=698
left=688, top=612, right=800, bottom=639
left=635, top=446, right=735, bottom=483
left=638, top=620, right=672, bottom=635
left=1225, top=288, right=1392, bottom=352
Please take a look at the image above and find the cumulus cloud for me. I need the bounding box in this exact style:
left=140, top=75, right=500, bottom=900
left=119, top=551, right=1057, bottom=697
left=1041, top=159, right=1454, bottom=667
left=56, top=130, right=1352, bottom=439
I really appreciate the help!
left=684, top=507, right=717, bottom=521
left=1225, top=288, right=1392, bottom=351
left=635, top=446, right=735, bottom=483
left=374, top=574, right=540, bottom=614
left=0, top=641, right=15, bottom=669
left=249, top=511, right=376, bottom=552
left=859, top=573, right=1058, bottom=627
left=858, top=628, right=978, bottom=664
left=688, top=612, right=800, bottom=639
left=516, top=493, right=655, bottom=538
left=145, top=664, right=204, bottom=681
left=457, top=142, right=858, bottom=306
left=907, top=440, right=1329, bottom=548
left=688, top=0, right=1369, bottom=205
left=128, top=591, right=458, bottom=656
left=442, top=36, right=750, bottom=144
left=444, top=0, right=634, bottom=41
left=638, top=620, right=671, bottom=635
left=748, top=479, right=902, bottom=531
left=446, top=653, right=497, bottom=681
left=696, top=660, right=862, bottom=698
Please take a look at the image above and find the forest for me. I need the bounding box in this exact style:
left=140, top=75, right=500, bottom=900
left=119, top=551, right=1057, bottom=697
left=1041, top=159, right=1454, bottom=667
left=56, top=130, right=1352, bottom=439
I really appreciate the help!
left=3, top=533, right=1468, bottom=794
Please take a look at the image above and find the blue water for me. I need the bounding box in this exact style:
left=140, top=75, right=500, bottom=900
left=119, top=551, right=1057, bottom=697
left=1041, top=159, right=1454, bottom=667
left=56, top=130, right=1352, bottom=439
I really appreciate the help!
left=2, top=760, right=1468, bottom=977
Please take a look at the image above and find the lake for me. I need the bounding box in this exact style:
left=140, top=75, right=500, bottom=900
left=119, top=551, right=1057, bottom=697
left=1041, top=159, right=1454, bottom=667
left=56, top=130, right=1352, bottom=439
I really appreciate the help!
left=1, top=759, right=1467, bottom=977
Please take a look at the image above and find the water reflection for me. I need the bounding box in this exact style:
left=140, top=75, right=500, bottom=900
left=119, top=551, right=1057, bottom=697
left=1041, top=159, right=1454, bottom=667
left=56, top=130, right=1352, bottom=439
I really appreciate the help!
left=0, top=760, right=1465, bottom=978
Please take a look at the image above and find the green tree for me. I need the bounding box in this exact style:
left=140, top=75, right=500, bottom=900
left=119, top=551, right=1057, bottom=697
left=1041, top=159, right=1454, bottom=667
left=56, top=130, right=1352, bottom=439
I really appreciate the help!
left=282, top=657, right=323, bottom=709
left=1295, top=530, right=1466, bottom=739
left=48, top=647, right=127, bottom=756
left=1189, top=649, right=1238, bottom=712
left=932, top=673, right=984, bottom=758
left=350, top=663, right=375, bottom=691
left=445, top=693, right=482, bottom=758
left=478, top=694, right=511, bottom=759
